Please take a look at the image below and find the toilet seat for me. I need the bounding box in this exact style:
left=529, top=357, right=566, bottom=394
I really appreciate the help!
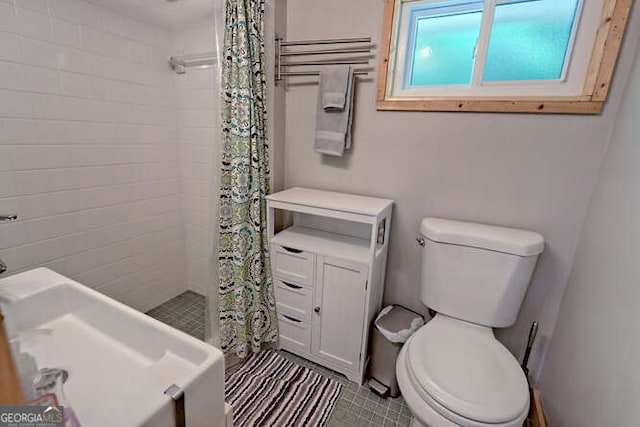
left=404, top=315, right=529, bottom=426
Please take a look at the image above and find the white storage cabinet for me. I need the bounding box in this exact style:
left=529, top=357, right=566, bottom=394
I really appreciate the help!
left=266, top=187, right=393, bottom=384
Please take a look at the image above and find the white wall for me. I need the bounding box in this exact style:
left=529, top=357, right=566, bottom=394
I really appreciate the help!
left=0, top=0, right=186, bottom=312
left=284, top=0, right=640, bottom=374
left=538, top=37, right=640, bottom=427
left=172, top=19, right=219, bottom=296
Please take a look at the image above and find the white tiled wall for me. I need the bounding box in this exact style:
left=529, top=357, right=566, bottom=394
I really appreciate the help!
left=0, top=0, right=188, bottom=312
left=172, top=20, right=219, bottom=296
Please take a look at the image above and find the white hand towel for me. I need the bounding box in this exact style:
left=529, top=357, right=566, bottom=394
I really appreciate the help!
left=314, top=66, right=355, bottom=157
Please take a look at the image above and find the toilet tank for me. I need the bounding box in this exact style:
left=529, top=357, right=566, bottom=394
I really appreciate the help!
left=420, top=218, right=544, bottom=328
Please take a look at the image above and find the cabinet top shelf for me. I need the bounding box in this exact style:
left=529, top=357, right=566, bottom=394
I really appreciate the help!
left=267, top=187, right=393, bottom=217
left=271, top=226, right=382, bottom=265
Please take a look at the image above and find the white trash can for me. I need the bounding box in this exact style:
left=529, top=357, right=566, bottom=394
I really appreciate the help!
left=367, top=305, right=424, bottom=398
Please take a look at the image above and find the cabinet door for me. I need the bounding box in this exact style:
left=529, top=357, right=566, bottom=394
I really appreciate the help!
left=312, top=256, right=368, bottom=372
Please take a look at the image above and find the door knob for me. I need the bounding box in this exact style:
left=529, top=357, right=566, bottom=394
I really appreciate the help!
left=314, top=306, right=321, bottom=314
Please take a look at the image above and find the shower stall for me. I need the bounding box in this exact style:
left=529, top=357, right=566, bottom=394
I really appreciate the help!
left=0, top=0, right=247, bottom=345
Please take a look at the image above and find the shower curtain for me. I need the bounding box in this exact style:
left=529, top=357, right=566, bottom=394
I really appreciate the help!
left=217, top=0, right=278, bottom=359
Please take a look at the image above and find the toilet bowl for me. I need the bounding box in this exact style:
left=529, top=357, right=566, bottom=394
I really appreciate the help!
left=397, top=218, right=544, bottom=427
left=397, top=315, right=529, bottom=427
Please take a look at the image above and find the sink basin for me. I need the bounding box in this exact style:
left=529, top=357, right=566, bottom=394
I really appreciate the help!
left=0, top=268, right=226, bottom=427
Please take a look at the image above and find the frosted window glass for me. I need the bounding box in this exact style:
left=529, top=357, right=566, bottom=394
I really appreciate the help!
left=408, top=9, right=483, bottom=87
left=483, top=0, right=580, bottom=82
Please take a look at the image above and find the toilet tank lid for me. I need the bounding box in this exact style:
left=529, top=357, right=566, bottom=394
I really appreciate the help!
left=420, top=218, right=544, bottom=256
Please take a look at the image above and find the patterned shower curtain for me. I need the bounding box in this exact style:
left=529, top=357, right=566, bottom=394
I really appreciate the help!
left=218, top=0, right=278, bottom=358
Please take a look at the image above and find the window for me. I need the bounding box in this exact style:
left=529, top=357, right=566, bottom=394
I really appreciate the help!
left=377, top=0, right=633, bottom=114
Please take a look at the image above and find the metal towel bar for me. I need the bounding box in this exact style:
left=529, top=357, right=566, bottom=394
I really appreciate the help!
left=276, top=36, right=375, bottom=82
left=168, top=36, right=376, bottom=80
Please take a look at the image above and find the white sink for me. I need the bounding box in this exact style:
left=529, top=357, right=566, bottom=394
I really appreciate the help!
left=0, top=268, right=226, bottom=427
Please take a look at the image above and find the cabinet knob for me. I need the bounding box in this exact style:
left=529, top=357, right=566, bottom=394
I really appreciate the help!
left=314, top=306, right=321, bottom=314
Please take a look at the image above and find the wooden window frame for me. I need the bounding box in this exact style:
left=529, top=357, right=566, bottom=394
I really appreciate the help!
left=376, top=0, right=634, bottom=114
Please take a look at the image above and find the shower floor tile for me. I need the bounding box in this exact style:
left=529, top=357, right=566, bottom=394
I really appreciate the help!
left=146, top=290, right=206, bottom=341
left=148, top=293, right=412, bottom=426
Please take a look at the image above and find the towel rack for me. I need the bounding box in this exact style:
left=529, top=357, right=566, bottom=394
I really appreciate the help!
left=276, top=37, right=375, bottom=82
left=168, top=37, right=376, bottom=79
left=169, top=52, right=217, bottom=74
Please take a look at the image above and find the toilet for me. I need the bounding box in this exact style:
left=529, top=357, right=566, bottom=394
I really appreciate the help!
left=397, top=218, right=544, bottom=427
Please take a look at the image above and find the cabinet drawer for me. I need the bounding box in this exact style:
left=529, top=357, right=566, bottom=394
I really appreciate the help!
left=274, top=279, right=313, bottom=322
left=271, top=245, right=314, bottom=286
left=277, top=313, right=311, bottom=354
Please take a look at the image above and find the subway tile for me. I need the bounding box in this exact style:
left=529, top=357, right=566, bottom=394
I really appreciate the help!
left=37, top=120, right=68, bottom=143
left=48, top=189, right=80, bottom=214
left=2, top=119, right=39, bottom=143
left=92, top=123, right=117, bottom=144
left=50, top=17, right=81, bottom=48
left=178, top=90, right=216, bottom=110
left=0, top=221, right=26, bottom=249
left=26, top=66, right=59, bottom=94
left=13, top=170, right=47, bottom=194
left=47, top=0, right=101, bottom=29
left=0, top=244, right=32, bottom=273
left=83, top=51, right=110, bottom=77
left=7, top=145, right=43, bottom=170
left=66, top=121, right=95, bottom=144
left=80, top=25, right=105, bottom=54
left=0, top=2, right=18, bottom=33
left=18, top=193, right=50, bottom=219
left=0, top=171, right=15, bottom=197
left=109, top=57, right=134, bottom=82
left=0, top=32, right=22, bottom=61
left=58, top=71, right=89, bottom=97
left=40, top=145, right=73, bottom=168
left=56, top=45, right=85, bottom=73
left=31, top=94, right=64, bottom=120
left=59, top=96, right=95, bottom=121
left=100, top=9, right=124, bottom=36
left=0, top=89, right=32, bottom=118
left=87, top=76, right=110, bottom=99
left=128, top=41, right=151, bottom=64
left=0, top=147, right=12, bottom=171
left=0, top=62, right=29, bottom=92
left=14, top=0, right=47, bottom=13
left=16, top=7, right=51, bottom=40
left=23, top=216, right=60, bottom=243
left=29, top=232, right=85, bottom=264
left=46, top=168, right=78, bottom=191
left=180, top=109, right=216, bottom=128
left=21, top=37, right=58, bottom=68
left=0, top=197, right=19, bottom=222
left=104, top=33, right=129, bottom=60
left=0, top=0, right=196, bottom=313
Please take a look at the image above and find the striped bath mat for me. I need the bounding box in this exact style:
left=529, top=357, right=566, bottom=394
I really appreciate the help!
left=225, top=350, right=343, bottom=427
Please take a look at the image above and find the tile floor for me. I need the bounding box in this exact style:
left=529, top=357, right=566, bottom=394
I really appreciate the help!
left=147, top=291, right=413, bottom=427
left=146, top=290, right=206, bottom=341
left=279, top=350, right=412, bottom=427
